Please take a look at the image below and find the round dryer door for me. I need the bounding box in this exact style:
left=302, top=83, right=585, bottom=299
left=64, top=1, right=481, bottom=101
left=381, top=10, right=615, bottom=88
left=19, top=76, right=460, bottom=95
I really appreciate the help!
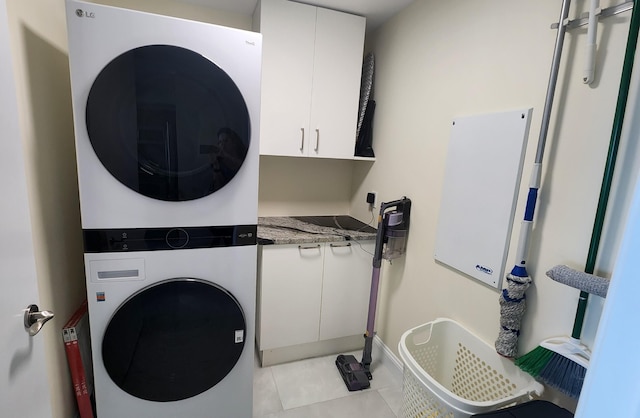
left=102, top=279, right=246, bottom=402
left=86, top=45, right=250, bottom=201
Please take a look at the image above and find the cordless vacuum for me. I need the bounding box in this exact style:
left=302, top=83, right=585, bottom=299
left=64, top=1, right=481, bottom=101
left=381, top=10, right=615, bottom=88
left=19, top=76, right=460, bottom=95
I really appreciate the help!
left=336, top=197, right=412, bottom=391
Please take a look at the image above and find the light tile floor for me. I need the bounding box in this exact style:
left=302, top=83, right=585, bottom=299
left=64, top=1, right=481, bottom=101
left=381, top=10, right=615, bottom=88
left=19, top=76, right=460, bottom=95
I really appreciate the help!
left=253, top=350, right=403, bottom=418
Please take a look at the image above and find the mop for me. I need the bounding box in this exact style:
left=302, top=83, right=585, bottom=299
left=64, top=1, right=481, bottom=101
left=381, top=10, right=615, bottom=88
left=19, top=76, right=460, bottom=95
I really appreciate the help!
left=515, top=0, right=640, bottom=398
left=495, top=0, right=572, bottom=358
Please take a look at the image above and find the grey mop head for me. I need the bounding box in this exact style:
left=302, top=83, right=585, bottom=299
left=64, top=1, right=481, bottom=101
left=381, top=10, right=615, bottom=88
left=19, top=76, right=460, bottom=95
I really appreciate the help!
left=495, top=274, right=532, bottom=358
left=546, top=264, right=610, bottom=297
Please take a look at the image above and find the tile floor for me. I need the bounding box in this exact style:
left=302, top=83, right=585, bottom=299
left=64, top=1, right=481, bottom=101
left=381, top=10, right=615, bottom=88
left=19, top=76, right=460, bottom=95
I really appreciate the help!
left=253, top=349, right=404, bottom=418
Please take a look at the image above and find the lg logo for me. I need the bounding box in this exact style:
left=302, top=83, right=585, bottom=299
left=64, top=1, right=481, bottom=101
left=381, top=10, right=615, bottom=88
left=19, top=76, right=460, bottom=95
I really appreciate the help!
left=75, top=9, right=95, bottom=18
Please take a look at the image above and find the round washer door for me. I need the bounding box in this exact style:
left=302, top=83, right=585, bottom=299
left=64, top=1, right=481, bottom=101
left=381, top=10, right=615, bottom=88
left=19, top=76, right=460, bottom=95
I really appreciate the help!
left=86, top=44, right=250, bottom=201
left=102, top=279, right=246, bottom=402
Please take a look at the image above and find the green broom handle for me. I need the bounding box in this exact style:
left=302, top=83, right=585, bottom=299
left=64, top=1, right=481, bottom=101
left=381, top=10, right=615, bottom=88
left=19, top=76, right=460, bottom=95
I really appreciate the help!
left=572, top=0, right=640, bottom=340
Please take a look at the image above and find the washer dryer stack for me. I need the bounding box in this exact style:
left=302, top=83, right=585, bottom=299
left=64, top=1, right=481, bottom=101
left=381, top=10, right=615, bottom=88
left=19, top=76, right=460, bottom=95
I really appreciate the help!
left=65, top=1, right=261, bottom=416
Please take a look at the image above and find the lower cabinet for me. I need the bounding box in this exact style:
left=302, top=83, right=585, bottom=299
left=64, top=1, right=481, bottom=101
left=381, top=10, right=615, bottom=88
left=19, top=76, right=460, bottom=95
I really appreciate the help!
left=319, top=242, right=375, bottom=340
left=258, top=242, right=324, bottom=350
left=256, top=240, right=374, bottom=364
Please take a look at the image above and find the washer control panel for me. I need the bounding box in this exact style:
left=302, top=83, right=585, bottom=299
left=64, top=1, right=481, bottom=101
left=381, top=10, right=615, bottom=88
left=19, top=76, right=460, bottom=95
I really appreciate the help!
left=83, top=225, right=257, bottom=253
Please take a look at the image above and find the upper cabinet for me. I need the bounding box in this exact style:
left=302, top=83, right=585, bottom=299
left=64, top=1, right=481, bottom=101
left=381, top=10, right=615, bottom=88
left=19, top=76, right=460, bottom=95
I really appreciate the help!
left=254, top=0, right=366, bottom=159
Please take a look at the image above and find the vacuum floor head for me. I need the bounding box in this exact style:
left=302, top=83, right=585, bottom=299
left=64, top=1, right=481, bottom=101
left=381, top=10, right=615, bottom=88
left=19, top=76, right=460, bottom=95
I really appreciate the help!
left=335, top=354, right=371, bottom=391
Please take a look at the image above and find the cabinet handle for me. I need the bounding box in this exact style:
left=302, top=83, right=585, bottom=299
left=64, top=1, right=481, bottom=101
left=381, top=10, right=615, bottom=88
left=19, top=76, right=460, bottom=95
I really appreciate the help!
left=300, top=128, right=305, bottom=152
left=298, top=244, right=321, bottom=250
left=329, top=242, right=351, bottom=248
left=314, top=128, right=320, bottom=152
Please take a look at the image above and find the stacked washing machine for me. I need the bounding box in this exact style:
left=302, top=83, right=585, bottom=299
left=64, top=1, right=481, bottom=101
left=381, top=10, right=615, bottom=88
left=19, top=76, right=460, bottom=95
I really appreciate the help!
left=65, top=1, right=261, bottom=416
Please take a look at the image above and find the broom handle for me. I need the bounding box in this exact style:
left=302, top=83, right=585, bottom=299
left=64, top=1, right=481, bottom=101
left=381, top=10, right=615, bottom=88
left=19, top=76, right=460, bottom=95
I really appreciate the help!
left=572, top=0, right=640, bottom=340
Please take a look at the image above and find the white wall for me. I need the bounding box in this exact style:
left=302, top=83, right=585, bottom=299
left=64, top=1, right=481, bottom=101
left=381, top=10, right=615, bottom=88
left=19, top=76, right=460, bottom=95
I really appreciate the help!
left=258, top=156, right=357, bottom=216
left=4, top=1, right=251, bottom=417
left=349, top=0, right=640, bottom=410
left=89, top=0, right=252, bottom=28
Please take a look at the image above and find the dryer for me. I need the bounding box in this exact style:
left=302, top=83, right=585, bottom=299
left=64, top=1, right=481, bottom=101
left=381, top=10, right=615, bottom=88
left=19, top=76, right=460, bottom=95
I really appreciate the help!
left=66, top=0, right=261, bottom=229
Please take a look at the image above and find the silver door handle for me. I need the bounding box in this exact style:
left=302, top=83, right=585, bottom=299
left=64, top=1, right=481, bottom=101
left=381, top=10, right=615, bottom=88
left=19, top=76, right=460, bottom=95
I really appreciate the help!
left=300, top=128, right=305, bottom=152
left=314, top=128, right=320, bottom=152
left=298, top=244, right=321, bottom=250
left=24, top=304, right=54, bottom=336
left=329, top=242, right=351, bottom=248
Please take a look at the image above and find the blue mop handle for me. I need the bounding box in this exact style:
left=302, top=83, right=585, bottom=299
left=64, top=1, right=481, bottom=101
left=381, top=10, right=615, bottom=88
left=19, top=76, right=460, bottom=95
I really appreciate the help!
left=510, top=163, right=543, bottom=278
left=509, top=0, right=570, bottom=281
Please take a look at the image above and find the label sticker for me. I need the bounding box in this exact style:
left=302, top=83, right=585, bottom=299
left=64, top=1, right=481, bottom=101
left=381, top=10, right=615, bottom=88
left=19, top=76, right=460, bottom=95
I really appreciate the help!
left=96, top=292, right=106, bottom=302
left=235, top=330, right=244, bottom=343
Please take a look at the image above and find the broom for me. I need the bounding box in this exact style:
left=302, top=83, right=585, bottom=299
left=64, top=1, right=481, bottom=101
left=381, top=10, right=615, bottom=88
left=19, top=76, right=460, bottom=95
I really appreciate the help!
left=515, top=0, right=640, bottom=398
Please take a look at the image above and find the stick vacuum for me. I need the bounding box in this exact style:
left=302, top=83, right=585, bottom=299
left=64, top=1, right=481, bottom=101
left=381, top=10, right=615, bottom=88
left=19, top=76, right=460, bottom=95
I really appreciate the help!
left=336, top=197, right=412, bottom=391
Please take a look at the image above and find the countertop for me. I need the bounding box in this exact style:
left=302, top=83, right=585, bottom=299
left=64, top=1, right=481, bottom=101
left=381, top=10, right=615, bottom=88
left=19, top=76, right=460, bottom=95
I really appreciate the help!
left=257, top=216, right=377, bottom=245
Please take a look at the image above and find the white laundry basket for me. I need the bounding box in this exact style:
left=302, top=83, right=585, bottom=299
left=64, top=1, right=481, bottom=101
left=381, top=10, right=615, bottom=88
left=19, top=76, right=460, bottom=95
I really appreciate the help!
left=398, top=318, right=543, bottom=418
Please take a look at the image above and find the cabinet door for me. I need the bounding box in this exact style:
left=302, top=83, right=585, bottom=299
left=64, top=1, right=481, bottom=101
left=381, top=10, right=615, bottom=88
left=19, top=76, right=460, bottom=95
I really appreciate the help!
left=259, top=0, right=315, bottom=157
left=319, top=241, right=374, bottom=340
left=309, top=8, right=366, bottom=159
left=259, top=243, right=324, bottom=350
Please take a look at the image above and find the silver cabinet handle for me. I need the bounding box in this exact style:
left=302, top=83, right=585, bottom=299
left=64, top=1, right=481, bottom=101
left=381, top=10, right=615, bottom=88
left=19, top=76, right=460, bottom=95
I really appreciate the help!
left=298, top=244, right=321, bottom=250
left=300, top=128, right=305, bottom=152
left=24, top=304, right=54, bottom=336
left=314, top=128, right=320, bottom=151
left=329, top=242, right=351, bottom=248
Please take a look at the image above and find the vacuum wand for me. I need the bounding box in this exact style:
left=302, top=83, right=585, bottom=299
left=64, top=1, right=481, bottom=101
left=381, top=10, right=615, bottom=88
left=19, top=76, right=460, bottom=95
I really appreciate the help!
left=336, top=197, right=412, bottom=391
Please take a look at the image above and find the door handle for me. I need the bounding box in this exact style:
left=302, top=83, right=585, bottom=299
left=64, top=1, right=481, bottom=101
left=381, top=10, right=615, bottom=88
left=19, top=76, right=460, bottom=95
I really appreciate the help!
left=300, top=128, right=305, bottom=152
left=298, top=244, right=321, bottom=250
left=314, top=128, right=320, bottom=152
left=24, top=304, right=54, bottom=336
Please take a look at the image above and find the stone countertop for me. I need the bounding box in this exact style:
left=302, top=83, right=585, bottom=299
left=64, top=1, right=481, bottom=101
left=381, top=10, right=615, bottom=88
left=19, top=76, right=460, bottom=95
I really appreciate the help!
left=258, top=216, right=377, bottom=245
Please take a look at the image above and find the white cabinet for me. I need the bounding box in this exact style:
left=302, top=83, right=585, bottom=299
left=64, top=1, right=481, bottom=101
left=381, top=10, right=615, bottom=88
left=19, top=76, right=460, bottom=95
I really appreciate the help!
left=257, top=240, right=374, bottom=358
left=258, top=243, right=324, bottom=350
left=319, top=242, right=374, bottom=340
left=254, top=0, right=366, bottom=159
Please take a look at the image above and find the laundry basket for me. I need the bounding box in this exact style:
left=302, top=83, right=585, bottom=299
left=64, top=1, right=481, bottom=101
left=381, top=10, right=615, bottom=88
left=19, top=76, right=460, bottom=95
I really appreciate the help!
left=398, top=318, right=543, bottom=418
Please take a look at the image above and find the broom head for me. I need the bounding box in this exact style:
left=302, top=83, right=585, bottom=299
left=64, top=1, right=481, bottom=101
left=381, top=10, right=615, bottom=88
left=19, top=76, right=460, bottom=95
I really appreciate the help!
left=516, top=339, right=588, bottom=399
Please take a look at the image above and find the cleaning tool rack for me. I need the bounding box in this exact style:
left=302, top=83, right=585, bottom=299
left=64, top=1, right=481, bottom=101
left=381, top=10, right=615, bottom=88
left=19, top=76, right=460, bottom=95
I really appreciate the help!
left=551, top=0, right=633, bottom=29
left=399, top=318, right=543, bottom=418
